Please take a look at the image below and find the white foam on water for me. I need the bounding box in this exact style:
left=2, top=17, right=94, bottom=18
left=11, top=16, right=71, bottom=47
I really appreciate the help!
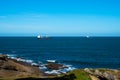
left=65, top=64, right=72, bottom=67
left=39, top=65, right=47, bottom=70
left=7, top=54, right=16, bottom=57
left=7, top=54, right=37, bottom=66
left=7, top=54, right=76, bottom=75
left=25, top=60, right=33, bottom=63
left=7, top=54, right=18, bottom=60
left=46, top=60, right=56, bottom=63
left=16, top=58, right=26, bottom=62
left=45, top=70, right=61, bottom=75
left=44, top=64, right=76, bottom=75
left=65, top=67, right=76, bottom=71
left=31, top=63, right=38, bottom=66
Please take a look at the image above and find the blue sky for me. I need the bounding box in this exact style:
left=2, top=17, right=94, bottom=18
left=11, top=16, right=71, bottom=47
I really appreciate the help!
left=0, top=0, right=120, bottom=36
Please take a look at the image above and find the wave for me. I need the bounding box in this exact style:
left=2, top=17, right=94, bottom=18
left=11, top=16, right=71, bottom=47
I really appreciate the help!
left=6, top=54, right=76, bottom=75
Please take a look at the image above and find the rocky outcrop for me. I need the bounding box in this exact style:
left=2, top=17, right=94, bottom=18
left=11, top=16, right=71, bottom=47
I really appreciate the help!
left=0, top=54, right=8, bottom=61
left=0, top=54, right=120, bottom=80
left=0, top=54, right=42, bottom=78
left=45, top=63, right=67, bottom=70
left=84, top=68, right=120, bottom=80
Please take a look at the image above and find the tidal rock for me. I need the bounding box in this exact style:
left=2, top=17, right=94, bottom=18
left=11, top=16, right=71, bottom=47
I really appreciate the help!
left=46, top=63, right=67, bottom=70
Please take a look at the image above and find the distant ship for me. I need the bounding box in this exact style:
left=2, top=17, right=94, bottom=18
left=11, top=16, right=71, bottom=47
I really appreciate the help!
left=37, top=35, right=42, bottom=39
left=37, top=35, right=49, bottom=39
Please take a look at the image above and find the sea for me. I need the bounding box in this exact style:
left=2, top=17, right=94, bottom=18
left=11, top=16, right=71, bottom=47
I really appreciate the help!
left=0, top=37, right=120, bottom=69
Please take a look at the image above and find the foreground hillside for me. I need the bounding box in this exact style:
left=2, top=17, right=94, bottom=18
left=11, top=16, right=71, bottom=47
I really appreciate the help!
left=0, top=54, right=120, bottom=80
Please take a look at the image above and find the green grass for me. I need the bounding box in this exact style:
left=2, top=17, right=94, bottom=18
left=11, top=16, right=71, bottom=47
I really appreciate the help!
left=67, top=69, right=91, bottom=80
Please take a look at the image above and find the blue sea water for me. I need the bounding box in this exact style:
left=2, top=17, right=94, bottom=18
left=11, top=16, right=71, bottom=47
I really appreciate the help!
left=0, top=37, right=120, bottom=69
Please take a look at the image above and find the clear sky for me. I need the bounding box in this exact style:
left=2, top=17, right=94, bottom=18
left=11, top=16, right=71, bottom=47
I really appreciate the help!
left=0, top=0, right=120, bottom=36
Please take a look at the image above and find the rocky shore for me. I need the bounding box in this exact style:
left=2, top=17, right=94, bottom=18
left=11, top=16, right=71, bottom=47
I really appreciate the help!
left=0, top=54, right=120, bottom=80
left=0, top=54, right=43, bottom=78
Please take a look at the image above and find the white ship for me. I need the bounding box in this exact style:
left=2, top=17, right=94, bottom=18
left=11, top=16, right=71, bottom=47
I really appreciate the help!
left=37, top=35, right=49, bottom=39
left=37, top=35, right=42, bottom=39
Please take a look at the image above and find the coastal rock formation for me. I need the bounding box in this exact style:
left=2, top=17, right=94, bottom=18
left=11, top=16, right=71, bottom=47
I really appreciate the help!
left=84, top=68, right=120, bottom=80
left=0, top=54, right=42, bottom=78
left=0, top=54, right=120, bottom=80
left=0, top=54, right=8, bottom=61
left=45, top=63, right=67, bottom=70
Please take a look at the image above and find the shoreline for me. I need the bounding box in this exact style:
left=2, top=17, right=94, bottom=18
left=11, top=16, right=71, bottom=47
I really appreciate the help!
left=0, top=54, right=76, bottom=75
left=0, top=54, right=120, bottom=80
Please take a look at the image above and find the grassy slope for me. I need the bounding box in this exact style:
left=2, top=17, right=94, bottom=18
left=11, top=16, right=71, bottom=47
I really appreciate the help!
left=68, top=69, right=91, bottom=80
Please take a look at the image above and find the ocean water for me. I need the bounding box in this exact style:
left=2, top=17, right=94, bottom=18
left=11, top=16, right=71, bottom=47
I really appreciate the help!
left=0, top=37, right=120, bottom=69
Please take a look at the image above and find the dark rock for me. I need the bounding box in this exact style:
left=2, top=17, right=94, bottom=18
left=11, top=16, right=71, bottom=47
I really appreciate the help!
left=0, top=54, right=8, bottom=61
left=46, top=63, right=67, bottom=70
